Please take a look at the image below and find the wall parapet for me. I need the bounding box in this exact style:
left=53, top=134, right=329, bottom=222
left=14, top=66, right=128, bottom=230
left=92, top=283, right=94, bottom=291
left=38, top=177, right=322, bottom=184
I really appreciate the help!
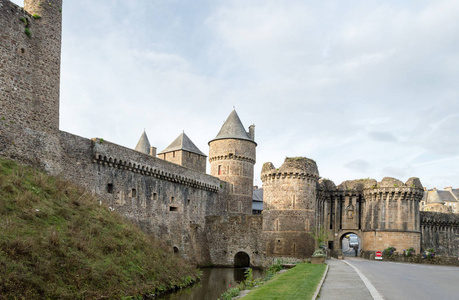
left=92, top=138, right=220, bottom=193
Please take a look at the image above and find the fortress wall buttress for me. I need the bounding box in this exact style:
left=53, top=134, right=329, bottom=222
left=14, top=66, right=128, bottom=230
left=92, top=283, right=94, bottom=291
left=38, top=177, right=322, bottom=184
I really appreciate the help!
left=261, top=157, right=319, bottom=259
left=0, top=0, right=62, bottom=173
left=59, top=132, right=224, bottom=265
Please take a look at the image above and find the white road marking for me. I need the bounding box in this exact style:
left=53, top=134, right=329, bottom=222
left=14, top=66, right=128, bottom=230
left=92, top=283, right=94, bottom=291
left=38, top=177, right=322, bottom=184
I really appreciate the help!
left=342, top=260, right=385, bottom=300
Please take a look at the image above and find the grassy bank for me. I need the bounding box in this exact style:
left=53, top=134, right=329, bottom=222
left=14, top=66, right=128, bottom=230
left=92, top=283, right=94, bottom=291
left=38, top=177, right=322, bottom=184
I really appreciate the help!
left=243, top=263, right=326, bottom=300
left=0, top=158, right=199, bottom=299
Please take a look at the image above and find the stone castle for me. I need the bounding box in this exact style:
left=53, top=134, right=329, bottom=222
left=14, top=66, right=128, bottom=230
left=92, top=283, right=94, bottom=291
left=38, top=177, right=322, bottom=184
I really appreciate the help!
left=1, top=0, right=458, bottom=267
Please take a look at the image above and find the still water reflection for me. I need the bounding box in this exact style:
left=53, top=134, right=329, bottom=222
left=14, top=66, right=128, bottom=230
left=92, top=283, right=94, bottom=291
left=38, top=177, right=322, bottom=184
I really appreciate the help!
left=160, top=268, right=263, bottom=300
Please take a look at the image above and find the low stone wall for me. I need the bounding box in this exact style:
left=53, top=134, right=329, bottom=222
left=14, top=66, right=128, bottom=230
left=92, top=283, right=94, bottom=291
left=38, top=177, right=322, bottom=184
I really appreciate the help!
left=361, top=251, right=459, bottom=267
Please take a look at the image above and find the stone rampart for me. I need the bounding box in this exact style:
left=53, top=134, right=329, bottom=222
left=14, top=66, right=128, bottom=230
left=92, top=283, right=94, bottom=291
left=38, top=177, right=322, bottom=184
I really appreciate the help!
left=421, top=211, right=459, bottom=257
left=59, top=131, right=228, bottom=265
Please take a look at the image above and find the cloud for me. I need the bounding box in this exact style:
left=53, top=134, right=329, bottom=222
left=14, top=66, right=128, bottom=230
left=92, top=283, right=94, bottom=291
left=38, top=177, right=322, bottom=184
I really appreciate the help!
left=368, top=131, right=398, bottom=142
left=344, top=160, right=371, bottom=173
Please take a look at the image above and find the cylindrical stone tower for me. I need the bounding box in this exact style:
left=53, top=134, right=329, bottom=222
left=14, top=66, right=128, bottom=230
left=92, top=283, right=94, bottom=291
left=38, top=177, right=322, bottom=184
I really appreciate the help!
left=209, top=110, right=256, bottom=214
left=362, top=177, right=424, bottom=253
left=261, top=157, right=320, bottom=258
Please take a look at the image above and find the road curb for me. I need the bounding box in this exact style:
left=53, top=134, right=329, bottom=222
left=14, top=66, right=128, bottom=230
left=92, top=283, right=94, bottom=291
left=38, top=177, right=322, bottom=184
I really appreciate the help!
left=312, top=262, right=329, bottom=300
left=342, top=260, right=384, bottom=300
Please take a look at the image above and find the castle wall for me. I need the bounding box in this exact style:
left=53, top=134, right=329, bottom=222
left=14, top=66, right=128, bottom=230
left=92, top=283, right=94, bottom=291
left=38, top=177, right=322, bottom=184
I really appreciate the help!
left=0, top=0, right=62, bottom=173
left=421, top=212, right=459, bottom=257
left=205, top=215, right=264, bottom=267
left=59, top=131, right=228, bottom=265
left=209, top=139, right=256, bottom=214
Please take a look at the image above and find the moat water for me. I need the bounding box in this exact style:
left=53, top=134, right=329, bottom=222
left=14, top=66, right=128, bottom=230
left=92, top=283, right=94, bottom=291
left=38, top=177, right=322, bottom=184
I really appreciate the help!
left=159, top=268, right=263, bottom=300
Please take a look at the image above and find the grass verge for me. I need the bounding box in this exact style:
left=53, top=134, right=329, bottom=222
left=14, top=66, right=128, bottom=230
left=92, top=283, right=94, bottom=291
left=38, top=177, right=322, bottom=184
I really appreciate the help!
left=0, top=158, right=199, bottom=299
left=242, top=263, right=326, bottom=300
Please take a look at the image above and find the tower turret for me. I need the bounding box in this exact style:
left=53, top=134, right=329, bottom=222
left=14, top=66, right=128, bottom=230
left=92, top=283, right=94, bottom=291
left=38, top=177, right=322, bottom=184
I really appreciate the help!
left=362, top=177, right=424, bottom=253
left=159, top=132, right=207, bottom=172
left=209, top=110, right=256, bottom=214
left=24, top=0, right=63, bottom=134
left=261, top=157, right=320, bottom=258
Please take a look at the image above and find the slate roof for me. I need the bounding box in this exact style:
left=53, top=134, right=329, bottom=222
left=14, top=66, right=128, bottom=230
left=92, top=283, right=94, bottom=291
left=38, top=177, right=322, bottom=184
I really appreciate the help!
left=253, top=188, right=263, bottom=211
left=451, top=189, right=459, bottom=200
left=135, top=131, right=151, bottom=155
left=209, top=110, right=255, bottom=144
left=438, top=190, right=457, bottom=202
left=253, top=201, right=263, bottom=211
left=427, top=190, right=445, bottom=204
left=253, top=188, right=263, bottom=201
left=158, top=132, right=206, bottom=156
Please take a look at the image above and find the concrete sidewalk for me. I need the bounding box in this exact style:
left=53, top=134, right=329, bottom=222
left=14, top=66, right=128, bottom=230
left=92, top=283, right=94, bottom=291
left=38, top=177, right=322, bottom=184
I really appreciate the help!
left=318, top=258, right=374, bottom=299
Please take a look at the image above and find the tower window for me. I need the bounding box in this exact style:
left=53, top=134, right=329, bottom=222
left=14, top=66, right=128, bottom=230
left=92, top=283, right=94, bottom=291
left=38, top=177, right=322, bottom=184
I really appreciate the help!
left=169, top=206, right=178, bottom=212
left=131, top=189, right=137, bottom=198
left=218, top=165, right=222, bottom=175
left=153, top=193, right=158, bottom=200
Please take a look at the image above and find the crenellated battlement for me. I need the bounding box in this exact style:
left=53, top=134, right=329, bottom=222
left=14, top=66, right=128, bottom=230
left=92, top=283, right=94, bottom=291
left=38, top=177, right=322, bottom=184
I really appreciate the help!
left=363, top=177, right=424, bottom=201
left=261, top=157, right=319, bottom=183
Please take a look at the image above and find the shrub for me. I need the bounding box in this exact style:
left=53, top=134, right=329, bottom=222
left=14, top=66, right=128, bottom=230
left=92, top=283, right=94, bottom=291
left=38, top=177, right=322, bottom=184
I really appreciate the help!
left=312, top=250, right=326, bottom=258
left=404, top=247, right=415, bottom=257
left=423, top=248, right=436, bottom=259
left=383, top=246, right=396, bottom=257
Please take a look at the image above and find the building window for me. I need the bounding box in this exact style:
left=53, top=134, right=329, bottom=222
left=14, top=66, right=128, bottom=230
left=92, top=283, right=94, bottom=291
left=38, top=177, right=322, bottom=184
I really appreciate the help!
left=187, top=199, right=191, bottom=205
left=153, top=193, right=158, bottom=200
left=107, top=183, right=114, bottom=194
left=169, top=206, right=178, bottom=212
left=218, top=165, right=222, bottom=175
left=170, top=196, right=174, bottom=202
left=173, top=151, right=175, bottom=158
left=131, top=189, right=137, bottom=198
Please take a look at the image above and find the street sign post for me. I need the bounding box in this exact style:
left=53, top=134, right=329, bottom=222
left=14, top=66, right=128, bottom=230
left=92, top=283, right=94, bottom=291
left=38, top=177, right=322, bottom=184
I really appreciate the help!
left=375, top=250, right=383, bottom=260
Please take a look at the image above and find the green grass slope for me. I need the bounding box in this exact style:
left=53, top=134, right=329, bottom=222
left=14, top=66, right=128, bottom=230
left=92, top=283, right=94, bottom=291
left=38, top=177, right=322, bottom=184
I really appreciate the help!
left=0, top=158, right=199, bottom=299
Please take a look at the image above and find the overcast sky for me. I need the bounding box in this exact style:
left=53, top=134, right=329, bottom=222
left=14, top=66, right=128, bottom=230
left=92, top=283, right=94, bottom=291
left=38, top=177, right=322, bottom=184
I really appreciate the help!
left=13, top=0, right=459, bottom=189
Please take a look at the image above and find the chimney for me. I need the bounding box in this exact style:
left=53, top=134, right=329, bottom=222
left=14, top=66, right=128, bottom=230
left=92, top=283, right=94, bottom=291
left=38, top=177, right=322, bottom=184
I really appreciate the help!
left=248, top=124, right=255, bottom=141
left=150, top=146, right=157, bottom=157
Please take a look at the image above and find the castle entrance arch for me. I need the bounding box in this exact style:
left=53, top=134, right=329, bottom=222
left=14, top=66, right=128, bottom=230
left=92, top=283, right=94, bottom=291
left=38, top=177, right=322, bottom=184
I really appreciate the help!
left=234, top=252, right=250, bottom=267
left=339, top=232, right=361, bottom=257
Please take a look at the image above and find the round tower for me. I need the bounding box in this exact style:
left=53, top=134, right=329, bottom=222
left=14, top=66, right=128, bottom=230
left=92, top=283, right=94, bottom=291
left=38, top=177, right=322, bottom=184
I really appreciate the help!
left=362, top=177, right=424, bottom=253
left=209, top=110, right=256, bottom=214
left=261, top=157, right=320, bottom=258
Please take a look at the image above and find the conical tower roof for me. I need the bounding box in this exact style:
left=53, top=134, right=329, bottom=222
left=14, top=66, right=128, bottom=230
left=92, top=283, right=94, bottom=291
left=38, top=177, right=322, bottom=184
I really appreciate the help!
left=158, top=132, right=206, bottom=156
left=209, top=110, right=256, bottom=144
left=427, top=189, right=444, bottom=204
left=135, top=131, right=151, bottom=154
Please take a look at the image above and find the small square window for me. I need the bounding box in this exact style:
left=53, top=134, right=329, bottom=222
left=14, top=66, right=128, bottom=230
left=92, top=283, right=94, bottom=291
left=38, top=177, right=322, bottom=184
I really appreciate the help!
left=107, top=183, right=114, bottom=194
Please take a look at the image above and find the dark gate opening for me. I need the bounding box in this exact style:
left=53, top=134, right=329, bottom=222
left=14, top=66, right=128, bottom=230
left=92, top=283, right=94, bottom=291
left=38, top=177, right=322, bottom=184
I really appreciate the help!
left=234, top=252, right=250, bottom=267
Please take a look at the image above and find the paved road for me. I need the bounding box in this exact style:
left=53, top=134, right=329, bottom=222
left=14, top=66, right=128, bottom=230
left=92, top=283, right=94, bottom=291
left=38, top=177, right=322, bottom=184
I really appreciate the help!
left=346, top=258, right=459, bottom=300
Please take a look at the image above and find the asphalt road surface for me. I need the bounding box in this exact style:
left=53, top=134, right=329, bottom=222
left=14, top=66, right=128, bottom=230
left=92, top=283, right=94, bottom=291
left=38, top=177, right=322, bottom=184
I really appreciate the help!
left=346, top=258, right=459, bottom=300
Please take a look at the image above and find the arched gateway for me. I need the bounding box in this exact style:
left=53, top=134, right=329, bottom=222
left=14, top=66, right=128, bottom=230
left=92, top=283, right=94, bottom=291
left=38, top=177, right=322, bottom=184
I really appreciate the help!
left=234, top=252, right=250, bottom=267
